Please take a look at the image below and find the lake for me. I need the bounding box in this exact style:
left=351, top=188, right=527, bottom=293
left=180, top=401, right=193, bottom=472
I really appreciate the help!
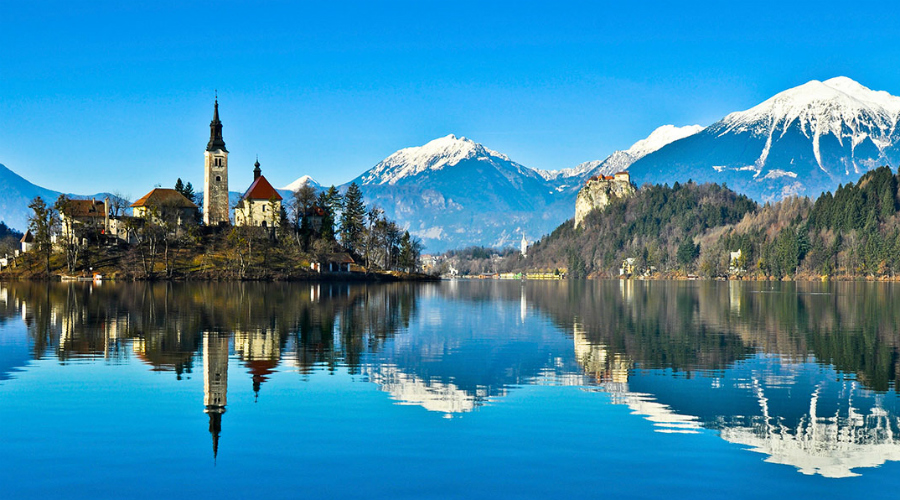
left=1, top=279, right=899, bottom=499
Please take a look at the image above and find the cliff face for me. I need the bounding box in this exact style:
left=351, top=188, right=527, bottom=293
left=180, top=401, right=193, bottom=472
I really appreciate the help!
left=574, top=177, right=635, bottom=228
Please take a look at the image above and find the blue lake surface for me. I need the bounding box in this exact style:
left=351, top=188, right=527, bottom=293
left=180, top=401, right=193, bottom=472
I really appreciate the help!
left=1, top=280, right=900, bottom=499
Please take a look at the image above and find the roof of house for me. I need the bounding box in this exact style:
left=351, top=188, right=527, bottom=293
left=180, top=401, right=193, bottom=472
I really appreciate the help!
left=242, top=175, right=283, bottom=201
left=328, top=253, right=355, bottom=264
left=131, top=188, right=198, bottom=209
left=20, top=230, right=33, bottom=243
left=61, top=199, right=106, bottom=218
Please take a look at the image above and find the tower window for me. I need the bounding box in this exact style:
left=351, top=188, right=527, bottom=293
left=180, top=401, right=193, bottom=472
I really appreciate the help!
left=216, top=176, right=221, bottom=182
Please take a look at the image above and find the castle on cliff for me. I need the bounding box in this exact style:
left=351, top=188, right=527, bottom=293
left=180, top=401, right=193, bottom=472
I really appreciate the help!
left=574, top=171, right=635, bottom=229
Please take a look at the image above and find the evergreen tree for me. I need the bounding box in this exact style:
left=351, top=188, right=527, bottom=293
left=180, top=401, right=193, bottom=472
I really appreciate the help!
left=316, top=191, right=336, bottom=242
left=398, top=231, right=422, bottom=272
left=676, top=239, right=699, bottom=270
left=340, top=182, right=366, bottom=254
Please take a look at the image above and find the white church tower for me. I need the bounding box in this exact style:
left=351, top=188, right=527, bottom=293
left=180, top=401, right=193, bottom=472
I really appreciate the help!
left=520, top=233, right=528, bottom=258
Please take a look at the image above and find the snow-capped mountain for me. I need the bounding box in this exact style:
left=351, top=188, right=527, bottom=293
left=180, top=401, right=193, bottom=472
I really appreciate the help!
left=349, top=134, right=565, bottom=252
left=539, top=124, right=703, bottom=191
left=280, top=175, right=320, bottom=192
left=360, top=134, right=544, bottom=186
left=629, top=77, right=900, bottom=200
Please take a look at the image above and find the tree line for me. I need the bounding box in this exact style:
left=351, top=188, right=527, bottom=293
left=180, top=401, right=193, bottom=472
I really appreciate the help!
left=521, top=180, right=757, bottom=277
left=456, top=165, right=900, bottom=280
left=18, top=180, right=423, bottom=279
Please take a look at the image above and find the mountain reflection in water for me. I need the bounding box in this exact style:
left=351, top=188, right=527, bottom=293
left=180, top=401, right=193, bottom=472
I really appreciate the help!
left=2, top=280, right=900, bottom=479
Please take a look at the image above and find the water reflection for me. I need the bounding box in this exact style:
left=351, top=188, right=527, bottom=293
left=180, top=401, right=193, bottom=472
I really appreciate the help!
left=2, top=280, right=900, bottom=478
left=204, top=332, right=228, bottom=459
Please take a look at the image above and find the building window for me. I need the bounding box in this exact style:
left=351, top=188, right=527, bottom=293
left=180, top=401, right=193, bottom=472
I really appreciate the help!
left=216, top=176, right=221, bottom=182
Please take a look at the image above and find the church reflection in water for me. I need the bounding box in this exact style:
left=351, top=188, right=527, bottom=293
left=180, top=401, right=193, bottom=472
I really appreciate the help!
left=204, top=332, right=229, bottom=460
left=3, top=279, right=900, bottom=476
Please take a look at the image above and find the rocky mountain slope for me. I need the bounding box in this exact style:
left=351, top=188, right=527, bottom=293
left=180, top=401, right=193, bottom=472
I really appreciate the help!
left=348, top=134, right=568, bottom=252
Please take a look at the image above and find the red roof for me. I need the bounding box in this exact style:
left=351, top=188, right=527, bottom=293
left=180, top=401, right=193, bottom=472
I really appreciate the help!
left=242, top=175, right=283, bottom=201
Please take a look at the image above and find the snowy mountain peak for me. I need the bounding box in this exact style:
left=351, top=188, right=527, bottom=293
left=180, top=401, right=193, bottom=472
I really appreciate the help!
left=721, top=77, right=900, bottom=136
left=625, top=124, right=705, bottom=158
left=281, top=175, right=320, bottom=192
left=360, top=134, right=513, bottom=185
left=716, top=77, right=900, bottom=174
left=541, top=124, right=703, bottom=182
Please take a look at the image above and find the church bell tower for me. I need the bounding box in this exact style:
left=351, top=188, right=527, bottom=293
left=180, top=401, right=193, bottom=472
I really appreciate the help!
left=204, top=97, right=230, bottom=225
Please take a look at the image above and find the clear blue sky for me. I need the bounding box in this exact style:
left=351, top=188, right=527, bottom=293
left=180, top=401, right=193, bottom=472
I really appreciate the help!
left=3, top=0, right=900, bottom=198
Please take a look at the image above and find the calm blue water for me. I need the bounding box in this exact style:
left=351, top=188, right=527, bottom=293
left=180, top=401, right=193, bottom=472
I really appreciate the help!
left=1, top=280, right=899, bottom=499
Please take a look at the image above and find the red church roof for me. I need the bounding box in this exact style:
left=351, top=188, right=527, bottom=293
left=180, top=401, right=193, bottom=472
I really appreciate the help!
left=242, top=175, right=283, bottom=201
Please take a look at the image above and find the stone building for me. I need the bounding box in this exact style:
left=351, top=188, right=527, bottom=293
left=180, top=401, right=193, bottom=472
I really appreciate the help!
left=57, top=198, right=109, bottom=243
left=574, top=171, right=636, bottom=229
left=130, top=188, right=199, bottom=228
left=234, top=160, right=283, bottom=228
left=203, top=98, right=230, bottom=226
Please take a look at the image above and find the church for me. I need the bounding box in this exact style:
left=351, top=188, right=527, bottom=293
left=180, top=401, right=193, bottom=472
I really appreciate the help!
left=203, top=98, right=230, bottom=226
left=203, top=98, right=282, bottom=227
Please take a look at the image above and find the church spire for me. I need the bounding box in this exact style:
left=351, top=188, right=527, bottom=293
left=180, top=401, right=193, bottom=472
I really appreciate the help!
left=208, top=411, right=223, bottom=462
left=253, top=156, right=261, bottom=181
left=206, top=97, right=228, bottom=152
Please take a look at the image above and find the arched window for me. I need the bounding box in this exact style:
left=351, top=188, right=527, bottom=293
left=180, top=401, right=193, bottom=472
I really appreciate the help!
left=216, top=176, right=221, bottom=182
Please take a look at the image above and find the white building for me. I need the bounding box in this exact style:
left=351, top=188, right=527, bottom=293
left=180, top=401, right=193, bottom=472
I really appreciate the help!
left=234, top=160, right=283, bottom=228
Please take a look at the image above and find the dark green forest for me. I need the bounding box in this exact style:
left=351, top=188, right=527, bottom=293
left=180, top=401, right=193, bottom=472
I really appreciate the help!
left=518, top=166, right=900, bottom=279
left=523, top=181, right=756, bottom=277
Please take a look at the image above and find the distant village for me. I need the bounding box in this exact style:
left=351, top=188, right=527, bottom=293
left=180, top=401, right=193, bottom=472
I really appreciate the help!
left=3, top=99, right=425, bottom=280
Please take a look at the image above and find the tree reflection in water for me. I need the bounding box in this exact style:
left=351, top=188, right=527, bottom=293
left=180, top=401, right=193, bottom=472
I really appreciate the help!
left=2, top=279, right=900, bottom=476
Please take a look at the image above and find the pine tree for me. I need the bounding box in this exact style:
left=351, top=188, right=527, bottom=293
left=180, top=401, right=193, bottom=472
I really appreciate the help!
left=316, top=191, right=336, bottom=242
left=340, top=183, right=366, bottom=254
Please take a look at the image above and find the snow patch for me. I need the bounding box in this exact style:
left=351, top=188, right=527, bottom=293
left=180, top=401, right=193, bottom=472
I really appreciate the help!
left=763, top=169, right=798, bottom=180
left=412, top=226, right=444, bottom=240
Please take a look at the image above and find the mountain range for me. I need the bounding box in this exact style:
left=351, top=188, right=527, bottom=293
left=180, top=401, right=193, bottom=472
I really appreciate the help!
left=629, top=77, right=900, bottom=201
left=3, top=76, right=899, bottom=251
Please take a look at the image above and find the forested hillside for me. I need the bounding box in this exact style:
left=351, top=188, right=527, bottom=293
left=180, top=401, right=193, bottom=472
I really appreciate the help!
left=524, top=182, right=757, bottom=277
left=518, top=166, right=900, bottom=279
left=701, top=166, right=900, bottom=278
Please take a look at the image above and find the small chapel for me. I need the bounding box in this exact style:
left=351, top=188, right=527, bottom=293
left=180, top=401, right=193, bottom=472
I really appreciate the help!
left=234, top=159, right=283, bottom=227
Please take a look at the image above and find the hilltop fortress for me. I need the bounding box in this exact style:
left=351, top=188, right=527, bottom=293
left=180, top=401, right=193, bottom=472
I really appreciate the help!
left=574, top=172, right=635, bottom=228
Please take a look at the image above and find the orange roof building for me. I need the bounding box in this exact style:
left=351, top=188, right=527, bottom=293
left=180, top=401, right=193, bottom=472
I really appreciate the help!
left=131, top=188, right=198, bottom=210
left=130, top=188, right=198, bottom=225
